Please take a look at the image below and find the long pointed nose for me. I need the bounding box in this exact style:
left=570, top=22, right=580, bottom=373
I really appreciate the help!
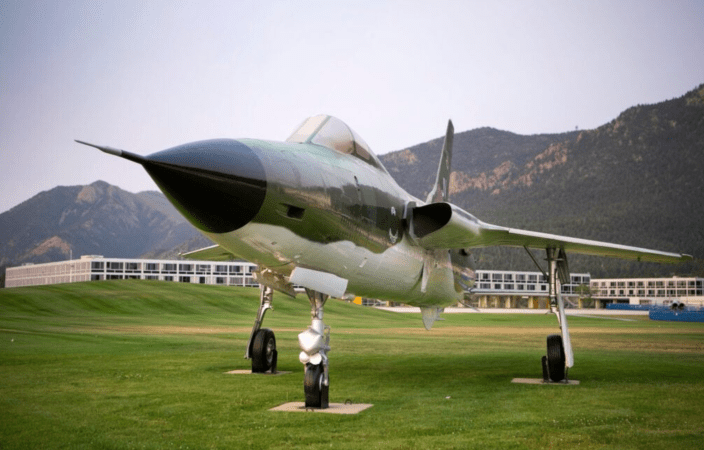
left=143, top=139, right=267, bottom=234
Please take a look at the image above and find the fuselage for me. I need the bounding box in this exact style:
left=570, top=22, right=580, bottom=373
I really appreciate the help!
left=143, top=133, right=474, bottom=307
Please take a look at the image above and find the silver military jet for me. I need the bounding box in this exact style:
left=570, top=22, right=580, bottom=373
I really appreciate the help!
left=77, top=115, right=691, bottom=408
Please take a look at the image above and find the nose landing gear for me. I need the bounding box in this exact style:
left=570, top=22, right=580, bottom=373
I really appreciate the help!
left=298, top=288, right=331, bottom=408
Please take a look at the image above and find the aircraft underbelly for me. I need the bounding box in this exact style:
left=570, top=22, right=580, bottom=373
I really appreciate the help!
left=203, top=223, right=461, bottom=307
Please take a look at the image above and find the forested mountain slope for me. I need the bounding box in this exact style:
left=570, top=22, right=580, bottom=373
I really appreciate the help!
left=381, top=84, right=704, bottom=276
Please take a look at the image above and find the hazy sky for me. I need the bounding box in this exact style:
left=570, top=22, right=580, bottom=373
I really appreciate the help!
left=1, top=0, right=703, bottom=213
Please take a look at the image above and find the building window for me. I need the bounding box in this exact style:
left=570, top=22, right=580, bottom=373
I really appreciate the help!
left=107, top=262, right=123, bottom=272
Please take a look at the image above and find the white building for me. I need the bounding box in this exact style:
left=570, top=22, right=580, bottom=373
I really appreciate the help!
left=475, top=270, right=591, bottom=296
left=469, top=270, right=591, bottom=309
left=5, top=255, right=259, bottom=288
left=590, top=276, right=704, bottom=307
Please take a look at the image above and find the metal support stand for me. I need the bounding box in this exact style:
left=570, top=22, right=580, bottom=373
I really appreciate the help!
left=245, top=285, right=274, bottom=360
left=299, top=288, right=331, bottom=408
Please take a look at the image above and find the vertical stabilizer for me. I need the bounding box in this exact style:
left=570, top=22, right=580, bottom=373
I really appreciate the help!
left=426, top=120, right=454, bottom=203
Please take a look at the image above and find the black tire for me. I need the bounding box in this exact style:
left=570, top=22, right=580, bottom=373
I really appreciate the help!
left=546, top=334, right=566, bottom=382
left=304, top=363, right=324, bottom=407
left=251, top=328, right=276, bottom=373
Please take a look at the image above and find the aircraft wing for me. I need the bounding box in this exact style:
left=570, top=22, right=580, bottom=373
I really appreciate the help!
left=181, top=244, right=237, bottom=261
left=479, top=226, right=690, bottom=263
left=411, top=203, right=692, bottom=264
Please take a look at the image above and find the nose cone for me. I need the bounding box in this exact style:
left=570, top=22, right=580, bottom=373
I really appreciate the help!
left=143, top=139, right=266, bottom=234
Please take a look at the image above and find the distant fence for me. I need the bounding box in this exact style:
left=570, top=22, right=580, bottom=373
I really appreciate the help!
left=605, top=303, right=704, bottom=322
left=649, top=307, right=704, bottom=323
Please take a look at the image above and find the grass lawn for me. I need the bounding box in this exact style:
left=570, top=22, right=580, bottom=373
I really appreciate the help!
left=1, top=280, right=703, bottom=449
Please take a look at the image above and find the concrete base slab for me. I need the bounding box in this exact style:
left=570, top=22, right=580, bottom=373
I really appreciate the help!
left=512, top=378, right=580, bottom=385
left=225, top=370, right=292, bottom=376
left=270, top=402, right=373, bottom=414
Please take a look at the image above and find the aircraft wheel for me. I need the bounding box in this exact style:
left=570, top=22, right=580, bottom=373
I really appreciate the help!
left=546, top=334, right=565, bottom=381
left=251, top=328, right=276, bottom=373
left=304, top=363, right=328, bottom=408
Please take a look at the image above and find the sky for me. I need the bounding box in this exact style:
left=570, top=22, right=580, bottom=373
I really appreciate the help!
left=1, top=0, right=703, bottom=213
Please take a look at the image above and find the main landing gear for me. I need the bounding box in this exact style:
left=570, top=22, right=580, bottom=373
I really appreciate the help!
left=244, top=283, right=333, bottom=408
left=245, top=285, right=277, bottom=373
left=527, top=247, right=574, bottom=383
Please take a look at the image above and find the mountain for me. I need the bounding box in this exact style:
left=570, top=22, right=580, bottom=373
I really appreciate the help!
left=380, top=84, right=704, bottom=277
left=0, top=181, right=202, bottom=267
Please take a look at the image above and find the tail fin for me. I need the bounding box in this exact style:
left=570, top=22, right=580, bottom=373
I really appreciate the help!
left=426, top=120, right=454, bottom=203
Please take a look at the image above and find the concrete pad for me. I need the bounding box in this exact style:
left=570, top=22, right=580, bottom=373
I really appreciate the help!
left=270, top=402, right=373, bottom=414
left=224, top=370, right=291, bottom=376
left=512, top=378, right=580, bottom=385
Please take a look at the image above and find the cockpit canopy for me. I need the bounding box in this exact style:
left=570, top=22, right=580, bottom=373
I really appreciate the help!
left=286, top=115, right=385, bottom=170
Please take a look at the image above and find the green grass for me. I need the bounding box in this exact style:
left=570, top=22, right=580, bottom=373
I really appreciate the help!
left=1, top=280, right=703, bottom=449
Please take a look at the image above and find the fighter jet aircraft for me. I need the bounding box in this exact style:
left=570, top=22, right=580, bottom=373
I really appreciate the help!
left=77, top=115, right=691, bottom=408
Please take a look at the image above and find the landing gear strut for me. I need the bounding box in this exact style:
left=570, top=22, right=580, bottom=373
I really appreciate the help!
left=245, top=285, right=277, bottom=373
left=527, top=247, right=574, bottom=382
left=298, top=288, right=331, bottom=408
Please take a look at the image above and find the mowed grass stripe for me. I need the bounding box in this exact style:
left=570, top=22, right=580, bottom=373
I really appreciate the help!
left=1, top=280, right=703, bottom=449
